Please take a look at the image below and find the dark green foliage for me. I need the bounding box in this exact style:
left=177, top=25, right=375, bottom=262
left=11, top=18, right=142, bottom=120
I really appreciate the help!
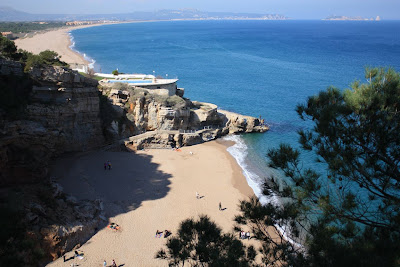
left=156, top=215, right=256, bottom=266
left=112, top=69, right=119, bottom=75
left=24, top=50, right=68, bottom=71
left=0, top=35, right=18, bottom=59
left=0, top=22, right=66, bottom=34
left=236, top=68, right=400, bottom=266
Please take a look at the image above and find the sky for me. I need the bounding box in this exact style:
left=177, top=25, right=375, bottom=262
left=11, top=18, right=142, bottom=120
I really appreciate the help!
left=2, top=0, right=400, bottom=19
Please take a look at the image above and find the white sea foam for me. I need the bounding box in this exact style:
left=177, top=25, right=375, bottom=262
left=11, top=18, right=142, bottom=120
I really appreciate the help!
left=224, top=135, right=277, bottom=205
left=68, top=31, right=96, bottom=70
left=224, top=135, right=304, bottom=249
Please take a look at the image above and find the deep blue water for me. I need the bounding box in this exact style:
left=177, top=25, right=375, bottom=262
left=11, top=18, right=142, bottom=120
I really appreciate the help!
left=71, top=20, right=400, bottom=200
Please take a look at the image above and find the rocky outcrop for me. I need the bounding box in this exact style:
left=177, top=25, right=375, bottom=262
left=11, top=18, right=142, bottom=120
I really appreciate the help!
left=218, top=109, right=268, bottom=134
left=102, top=86, right=268, bottom=148
left=18, top=181, right=106, bottom=262
left=0, top=58, right=24, bottom=76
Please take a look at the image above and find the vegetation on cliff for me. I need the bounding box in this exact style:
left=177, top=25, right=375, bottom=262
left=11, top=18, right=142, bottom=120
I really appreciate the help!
left=157, top=68, right=400, bottom=266
left=0, top=36, right=69, bottom=118
left=0, top=36, right=68, bottom=70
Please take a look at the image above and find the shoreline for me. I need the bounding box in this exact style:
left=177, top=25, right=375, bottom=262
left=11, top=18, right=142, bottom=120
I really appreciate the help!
left=14, top=22, right=131, bottom=66
left=47, top=141, right=258, bottom=266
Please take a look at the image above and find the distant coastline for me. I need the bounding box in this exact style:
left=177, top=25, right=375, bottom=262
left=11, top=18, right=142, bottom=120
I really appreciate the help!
left=323, top=15, right=381, bottom=21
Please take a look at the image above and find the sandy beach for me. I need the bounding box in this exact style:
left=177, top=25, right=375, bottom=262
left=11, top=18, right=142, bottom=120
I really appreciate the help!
left=48, top=141, right=256, bottom=266
left=15, top=24, right=264, bottom=266
left=14, top=25, right=99, bottom=66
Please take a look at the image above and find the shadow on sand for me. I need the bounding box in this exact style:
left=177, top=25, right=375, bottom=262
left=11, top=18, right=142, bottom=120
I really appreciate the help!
left=51, top=150, right=172, bottom=219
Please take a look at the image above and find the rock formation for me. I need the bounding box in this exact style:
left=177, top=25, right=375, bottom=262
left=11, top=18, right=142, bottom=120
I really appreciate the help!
left=101, top=86, right=268, bottom=150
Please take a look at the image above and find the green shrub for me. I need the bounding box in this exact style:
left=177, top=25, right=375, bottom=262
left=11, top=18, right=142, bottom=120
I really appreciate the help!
left=166, top=95, right=186, bottom=110
left=24, top=50, right=68, bottom=72
left=112, top=82, right=129, bottom=91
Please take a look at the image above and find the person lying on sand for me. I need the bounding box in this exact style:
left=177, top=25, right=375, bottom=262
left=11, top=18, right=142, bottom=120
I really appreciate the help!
left=155, top=230, right=163, bottom=238
left=107, top=222, right=120, bottom=231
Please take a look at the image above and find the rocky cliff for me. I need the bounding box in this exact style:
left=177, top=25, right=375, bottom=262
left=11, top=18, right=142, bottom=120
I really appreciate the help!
left=0, top=64, right=104, bottom=185
left=0, top=61, right=105, bottom=265
left=101, top=86, right=268, bottom=149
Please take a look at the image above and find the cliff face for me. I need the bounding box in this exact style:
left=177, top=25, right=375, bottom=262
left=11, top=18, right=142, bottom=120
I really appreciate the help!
left=0, top=64, right=103, bottom=185
left=0, top=62, right=106, bottom=265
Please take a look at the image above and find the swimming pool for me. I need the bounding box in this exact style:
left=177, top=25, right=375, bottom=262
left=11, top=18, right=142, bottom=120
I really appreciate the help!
left=108, top=80, right=153, bottom=84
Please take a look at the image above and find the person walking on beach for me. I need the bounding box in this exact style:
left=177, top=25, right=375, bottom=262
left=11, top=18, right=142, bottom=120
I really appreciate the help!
left=112, top=259, right=117, bottom=267
left=108, top=161, right=112, bottom=170
left=104, top=162, right=107, bottom=170
left=103, top=260, right=107, bottom=267
left=219, top=202, right=222, bottom=211
left=196, top=192, right=199, bottom=199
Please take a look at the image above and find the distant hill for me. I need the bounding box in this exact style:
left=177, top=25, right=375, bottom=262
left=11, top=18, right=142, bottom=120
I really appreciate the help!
left=0, top=6, right=288, bottom=22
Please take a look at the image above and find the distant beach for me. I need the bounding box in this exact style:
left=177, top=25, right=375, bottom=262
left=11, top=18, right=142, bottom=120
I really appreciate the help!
left=14, top=21, right=137, bottom=66
left=14, top=25, right=92, bottom=65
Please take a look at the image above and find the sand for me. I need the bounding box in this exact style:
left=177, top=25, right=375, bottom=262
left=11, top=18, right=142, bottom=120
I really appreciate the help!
left=47, top=141, right=256, bottom=267
left=14, top=25, right=96, bottom=65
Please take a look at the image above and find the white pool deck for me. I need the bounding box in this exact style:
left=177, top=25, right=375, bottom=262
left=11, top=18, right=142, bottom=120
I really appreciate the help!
left=96, top=73, right=178, bottom=86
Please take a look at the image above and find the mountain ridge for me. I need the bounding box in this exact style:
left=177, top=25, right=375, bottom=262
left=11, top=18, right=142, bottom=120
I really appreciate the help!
left=0, top=6, right=289, bottom=21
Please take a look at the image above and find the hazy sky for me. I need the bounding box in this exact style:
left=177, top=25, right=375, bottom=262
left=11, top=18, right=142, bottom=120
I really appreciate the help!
left=2, top=0, right=400, bottom=19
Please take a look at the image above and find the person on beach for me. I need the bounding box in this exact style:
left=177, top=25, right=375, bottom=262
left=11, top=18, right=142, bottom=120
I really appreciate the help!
left=108, top=161, right=112, bottom=170
left=219, top=202, right=222, bottom=211
left=104, top=162, right=107, bottom=170
left=155, top=230, right=162, bottom=238
left=164, top=230, right=172, bottom=238
left=103, top=260, right=107, bottom=267
left=112, top=259, right=117, bottom=267
left=196, top=192, right=199, bottom=199
left=246, top=232, right=251, bottom=240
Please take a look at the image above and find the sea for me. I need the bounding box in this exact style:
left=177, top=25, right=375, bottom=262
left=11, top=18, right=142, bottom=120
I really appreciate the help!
left=69, top=20, right=400, bottom=239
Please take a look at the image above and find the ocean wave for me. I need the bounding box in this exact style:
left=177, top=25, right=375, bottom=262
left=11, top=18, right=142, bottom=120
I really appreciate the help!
left=224, top=135, right=278, bottom=204
left=68, top=31, right=96, bottom=70
left=224, top=135, right=304, bottom=249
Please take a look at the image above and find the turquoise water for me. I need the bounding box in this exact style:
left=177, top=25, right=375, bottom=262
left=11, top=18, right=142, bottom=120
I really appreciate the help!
left=70, top=20, right=400, bottom=204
